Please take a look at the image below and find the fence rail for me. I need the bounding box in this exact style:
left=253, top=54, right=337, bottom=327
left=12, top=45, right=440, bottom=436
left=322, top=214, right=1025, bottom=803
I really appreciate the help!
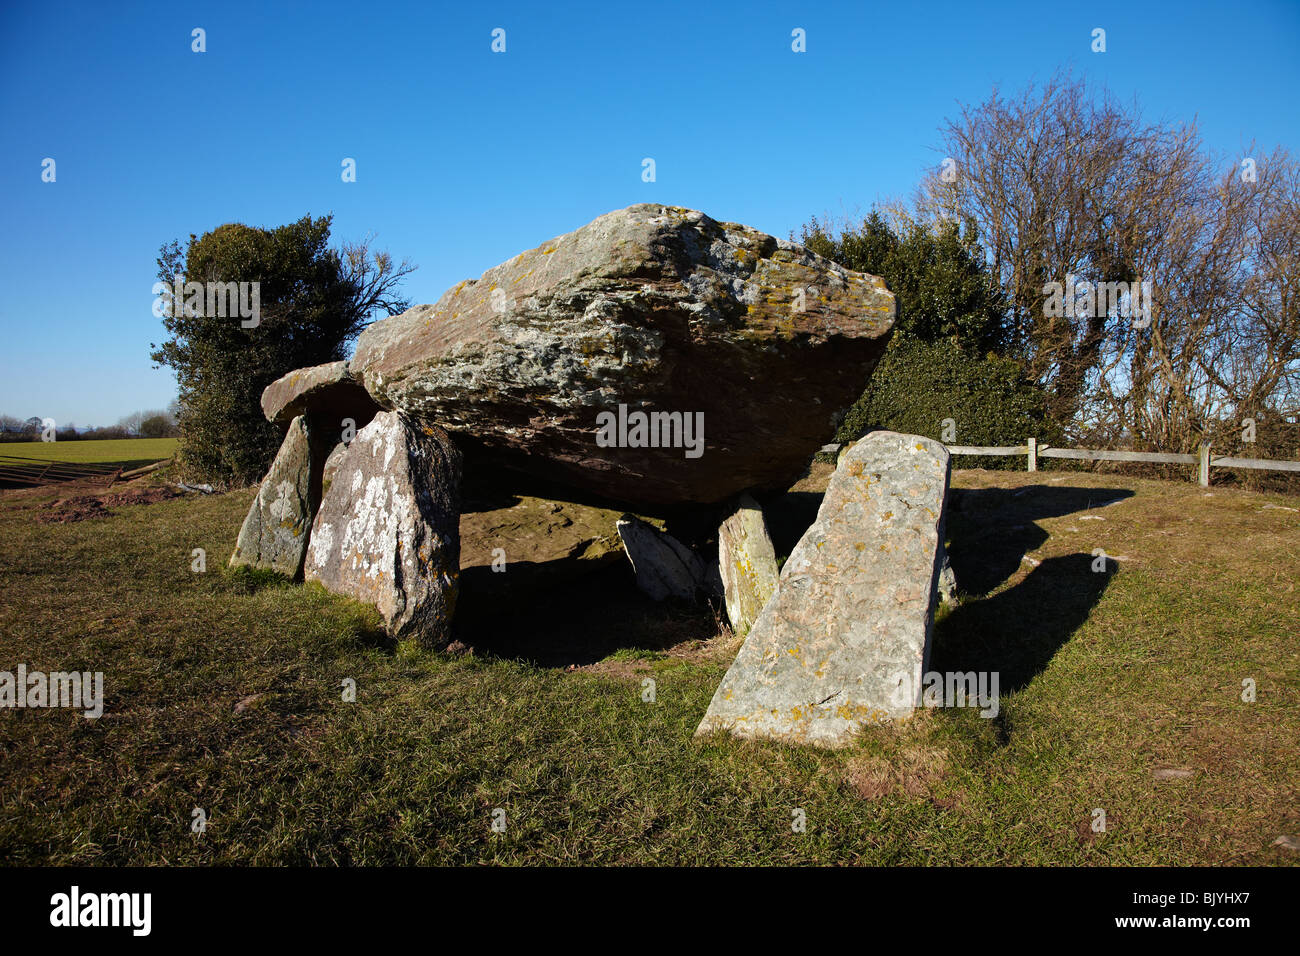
left=948, top=445, right=1031, bottom=456
left=823, top=439, right=1300, bottom=487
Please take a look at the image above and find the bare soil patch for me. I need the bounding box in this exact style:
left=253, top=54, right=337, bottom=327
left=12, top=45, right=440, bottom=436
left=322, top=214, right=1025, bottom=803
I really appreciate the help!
left=35, top=484, right=184, bottom=523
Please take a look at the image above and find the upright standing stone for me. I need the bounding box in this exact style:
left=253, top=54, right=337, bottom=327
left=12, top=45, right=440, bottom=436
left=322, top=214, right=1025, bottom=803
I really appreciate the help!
left=717, top=494, right=780, bottom=635
left=229, top=415, right=326, bottom=578
left=320, top=441, right=348, bottom=496
left=696, top=432, right=950, bottom=747
left=305, top=412, right=462, bottom=646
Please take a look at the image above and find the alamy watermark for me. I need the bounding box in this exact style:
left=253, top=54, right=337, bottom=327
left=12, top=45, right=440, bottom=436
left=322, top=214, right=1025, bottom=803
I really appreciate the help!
left=595, top=403, right=704, bottom=459
left=0, top=665, right=103, bottom=718
left=1042, top=276, right=1152, bottom=329
left=50, top=886, right=150, bottom=936
left=890, top=670, right=1000, bottom=717
left=152, top=276, right=261, bottom=328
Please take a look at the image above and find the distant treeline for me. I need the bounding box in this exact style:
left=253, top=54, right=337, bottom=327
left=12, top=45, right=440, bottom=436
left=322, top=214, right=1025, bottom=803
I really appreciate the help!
left=0, top=407, right=179, bottom=442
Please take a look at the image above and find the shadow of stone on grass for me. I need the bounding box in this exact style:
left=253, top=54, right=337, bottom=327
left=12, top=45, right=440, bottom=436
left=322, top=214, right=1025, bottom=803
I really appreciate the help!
left=945, top=484, right=1136, bottom=598
left=930, top=552, right=1112, bottom=694
left=453, top=558, right=720, bottom=668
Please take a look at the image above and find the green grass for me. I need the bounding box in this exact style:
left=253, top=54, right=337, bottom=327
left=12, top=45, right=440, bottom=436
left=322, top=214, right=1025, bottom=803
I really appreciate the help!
left=0, top=469, right=1296, bottom=865
left=0, top=438, right=177, bottom=466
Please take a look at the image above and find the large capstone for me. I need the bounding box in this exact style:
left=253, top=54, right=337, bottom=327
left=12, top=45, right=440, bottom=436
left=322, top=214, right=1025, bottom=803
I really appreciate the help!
left=229, top=415, right=328, bottom=577
left=304, top=411, right=462, bottom=646
left=696, top=432, right=951, bottom=748
left=717, top=493, right=780, bottom=635
left=352, top=204, right=894, bottom=507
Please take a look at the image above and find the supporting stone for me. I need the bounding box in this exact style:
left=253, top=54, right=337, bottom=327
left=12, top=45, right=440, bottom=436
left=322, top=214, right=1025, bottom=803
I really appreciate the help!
left=229, top=415, right=330, bottom=578
left=616, top=516, right=715, bottom=601
left=936, top=541, right=958, bottom=607
left=717, top=493, right=780, bottom=635
left=305, top=412, right=462, bottom=646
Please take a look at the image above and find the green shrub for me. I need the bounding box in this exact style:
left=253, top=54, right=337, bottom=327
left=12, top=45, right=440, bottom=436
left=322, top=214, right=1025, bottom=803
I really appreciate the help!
left=800, top=212, right=1009, bottom=355
left=151, top=216, right=413, bottom=487
left=800, top=211, right=1064, bottom=465
left=837, top=336, right=1060, bottom=467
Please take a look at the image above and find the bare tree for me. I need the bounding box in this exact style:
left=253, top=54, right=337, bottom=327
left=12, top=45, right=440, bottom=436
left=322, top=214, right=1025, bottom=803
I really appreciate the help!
left=1088, top=146, right=1300, bottom=455
left=917, top=73, right=1300, bottom=454
left=340, top=236, right=417, bottom=329
left=118, top=411, right=145, bottom=436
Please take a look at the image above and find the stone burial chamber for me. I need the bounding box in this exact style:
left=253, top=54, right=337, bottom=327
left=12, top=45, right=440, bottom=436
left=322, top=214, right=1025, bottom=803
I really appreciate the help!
left=229, top=203, right=946, bottom=721
left=228, top=360, right=382, bottom=580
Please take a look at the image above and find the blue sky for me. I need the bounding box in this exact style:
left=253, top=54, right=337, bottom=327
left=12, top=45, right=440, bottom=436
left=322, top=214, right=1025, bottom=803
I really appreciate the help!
left=2, top=0, right=1298, bottom=426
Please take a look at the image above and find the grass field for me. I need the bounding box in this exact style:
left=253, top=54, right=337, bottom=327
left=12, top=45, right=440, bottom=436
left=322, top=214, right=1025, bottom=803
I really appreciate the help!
left=0, top=438, right=177, bottom=468
left=0, top=467, right=1296, bottom=865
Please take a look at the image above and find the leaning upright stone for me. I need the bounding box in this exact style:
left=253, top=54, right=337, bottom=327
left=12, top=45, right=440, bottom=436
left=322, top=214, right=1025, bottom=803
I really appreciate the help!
left=717, top=493, right=780, bottom=635
left=936, top=544, right=958, bottom=607
left=305, top=411, right=462, bottom=646
left=696, top=432, right=950, bottom=748
left=229, top=415, right=326, bottom=578
left=617, top=516, right=712, bottom=601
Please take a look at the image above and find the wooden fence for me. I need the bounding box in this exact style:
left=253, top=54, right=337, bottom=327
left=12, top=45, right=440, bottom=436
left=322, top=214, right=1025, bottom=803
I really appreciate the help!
left=0, top=454, right=122, bottom=488
left=821, top=439, right=1300, bottom=487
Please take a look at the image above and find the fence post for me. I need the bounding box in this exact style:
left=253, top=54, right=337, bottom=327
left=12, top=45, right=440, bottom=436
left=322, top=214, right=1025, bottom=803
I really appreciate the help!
left=1027, top=437, right=1038, bottom=472
left=1199, top=443, right=1210, bottom=487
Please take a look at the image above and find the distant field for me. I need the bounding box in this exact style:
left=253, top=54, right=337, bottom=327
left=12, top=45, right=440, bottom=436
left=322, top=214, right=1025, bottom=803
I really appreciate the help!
left=0, top=438, right=177, bottom=467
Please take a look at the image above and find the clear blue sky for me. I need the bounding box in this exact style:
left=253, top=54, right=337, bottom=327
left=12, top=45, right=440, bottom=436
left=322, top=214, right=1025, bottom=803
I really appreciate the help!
left=2, top=0, right=1297, bottom=427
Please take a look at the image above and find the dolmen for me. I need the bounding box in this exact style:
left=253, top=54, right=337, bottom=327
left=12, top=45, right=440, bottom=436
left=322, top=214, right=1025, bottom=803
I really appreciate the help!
left=228, top=203, right=899, bottom=668
left=227, top=206, right=957, bottom=749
